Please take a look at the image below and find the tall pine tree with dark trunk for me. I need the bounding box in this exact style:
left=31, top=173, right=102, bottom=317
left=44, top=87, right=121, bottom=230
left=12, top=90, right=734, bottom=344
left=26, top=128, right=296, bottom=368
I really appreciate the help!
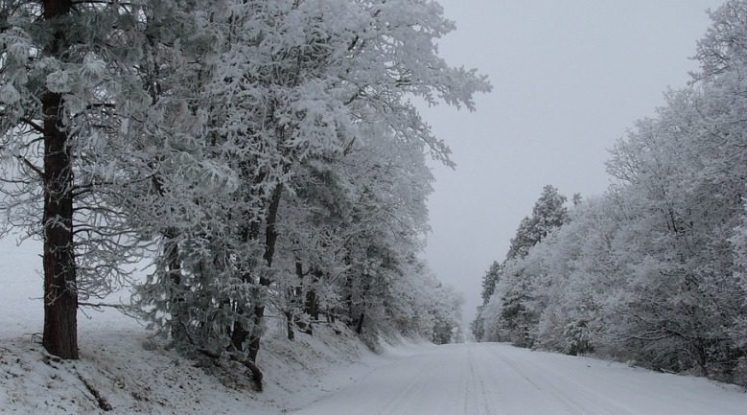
left=41, top=0, right=78, bottom=360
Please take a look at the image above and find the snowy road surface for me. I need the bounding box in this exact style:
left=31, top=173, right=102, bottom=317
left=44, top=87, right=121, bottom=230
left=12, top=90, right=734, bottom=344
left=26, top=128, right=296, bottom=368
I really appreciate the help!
left=292, top=342, right=747, bottom=415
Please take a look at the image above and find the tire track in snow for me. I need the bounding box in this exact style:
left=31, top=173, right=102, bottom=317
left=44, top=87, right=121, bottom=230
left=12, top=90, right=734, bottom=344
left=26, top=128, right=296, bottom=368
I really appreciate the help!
left=291, top=343, right=747, bottom=415
left=371, top=357, right=431, bottom=415
left=518, top=352, right=636, bottom=415
left=487, top=346, right=635, bottom=415
left=489, top=346, right=605, bottom=415
left=464, top=346, right=494, bottom=415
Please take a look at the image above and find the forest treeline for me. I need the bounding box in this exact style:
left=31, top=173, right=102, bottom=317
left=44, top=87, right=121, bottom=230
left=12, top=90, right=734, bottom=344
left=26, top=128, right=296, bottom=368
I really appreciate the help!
left=0, top=0, right=489, bottom=390
left=473, top=0, right=747, bottom=386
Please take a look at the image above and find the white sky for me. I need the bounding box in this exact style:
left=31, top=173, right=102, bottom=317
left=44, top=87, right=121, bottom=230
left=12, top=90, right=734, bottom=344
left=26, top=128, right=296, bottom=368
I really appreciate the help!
left=422, top=0, right=725, bottom=326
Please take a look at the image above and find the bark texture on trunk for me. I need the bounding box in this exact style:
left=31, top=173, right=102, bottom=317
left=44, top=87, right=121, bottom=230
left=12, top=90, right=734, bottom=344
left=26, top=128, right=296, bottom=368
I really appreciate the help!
left=164, top=230, right=186, bottom=344
left=41, top=0, right=77, bottom=360
left=248, top=184, right=283, bottom=363
left=305, top=270, right=321, bottom=322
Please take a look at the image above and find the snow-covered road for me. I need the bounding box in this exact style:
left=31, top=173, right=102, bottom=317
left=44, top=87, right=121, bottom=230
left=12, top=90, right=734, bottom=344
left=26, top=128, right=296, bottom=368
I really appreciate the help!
left=292, top=343, right=747, bottom=415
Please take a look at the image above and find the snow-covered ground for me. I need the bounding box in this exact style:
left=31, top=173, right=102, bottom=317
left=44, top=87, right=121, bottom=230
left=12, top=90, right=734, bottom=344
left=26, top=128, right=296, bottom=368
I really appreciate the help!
left=0, top=236, right=385, bottom=414
left=293, top=342, right=747, bottom=415
left=0, top=310, right=385, bottom=414
left=3, top=237, right=747, bottom=414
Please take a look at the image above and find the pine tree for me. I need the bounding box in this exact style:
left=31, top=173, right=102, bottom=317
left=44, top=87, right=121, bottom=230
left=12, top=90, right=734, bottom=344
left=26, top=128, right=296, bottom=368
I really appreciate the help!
left=507, top=185, right=568, bottom=259
left=481, top=261, right=502, bottom=304
left=40, top=0, right=78, bottom=360
left=472, top=261, right=501, bottom=341
left=481, top=185, right=569, bottom=344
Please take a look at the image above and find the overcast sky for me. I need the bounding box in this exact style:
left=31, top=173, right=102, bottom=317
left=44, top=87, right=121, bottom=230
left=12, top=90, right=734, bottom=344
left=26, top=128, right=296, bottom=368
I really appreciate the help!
left=421, top=0, right=725, bottom=327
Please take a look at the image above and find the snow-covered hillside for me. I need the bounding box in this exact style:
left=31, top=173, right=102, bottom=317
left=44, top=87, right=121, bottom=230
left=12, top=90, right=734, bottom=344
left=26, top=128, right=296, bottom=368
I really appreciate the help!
left=0, top=314, right=379, bottom=414
left=0, top=237, right=380, bottom=414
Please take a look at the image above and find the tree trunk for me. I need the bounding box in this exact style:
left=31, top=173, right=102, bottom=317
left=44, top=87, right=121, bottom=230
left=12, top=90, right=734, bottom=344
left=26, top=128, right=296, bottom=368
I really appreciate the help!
left=355, top=313, right=365, bottom=335
left=230, top=306, right=250, bottom=351
left=227, top=183, right=282, bottom=392
left=303, top=291, right=317, bottom=336
left=292, top=261, right=311, bottom=335
left=42, top=0, right=77, bottom=360
left=305, top=270, right=321, bottom=321
left=302, top=270, right=320, bottom=335
left=248, top=184, right=283, bottom=363
left=163, top=230, right=186, bottom=344
left=229, top=224, right=258, bottom=353
left=285, top=310, right=295, bottom=341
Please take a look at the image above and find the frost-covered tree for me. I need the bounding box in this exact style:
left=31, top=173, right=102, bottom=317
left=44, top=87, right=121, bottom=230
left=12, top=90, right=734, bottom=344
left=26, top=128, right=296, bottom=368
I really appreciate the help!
left=524, top=195, right=624, bottom=356
left=471, top=261, right=501, bottom=341
left=332, top=134, right=434, bottom=342
left=506, top=185, right=568, bottom=260
left=1, top=0, right=485, bottom=383
left=0, top=0, right=195, bottom=359
left=0, top=0, right=84, bottom=360
left=270, top=128, right=435, bottom=343
left=479, top=0, right=747, bottom=385
left=428, top=283, right=464, bottom=344
left=125, top=0, right=488, bottom=389
left=479, top=185, right=568, bottom=345
left=481, top=261, right=502, bottom=304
